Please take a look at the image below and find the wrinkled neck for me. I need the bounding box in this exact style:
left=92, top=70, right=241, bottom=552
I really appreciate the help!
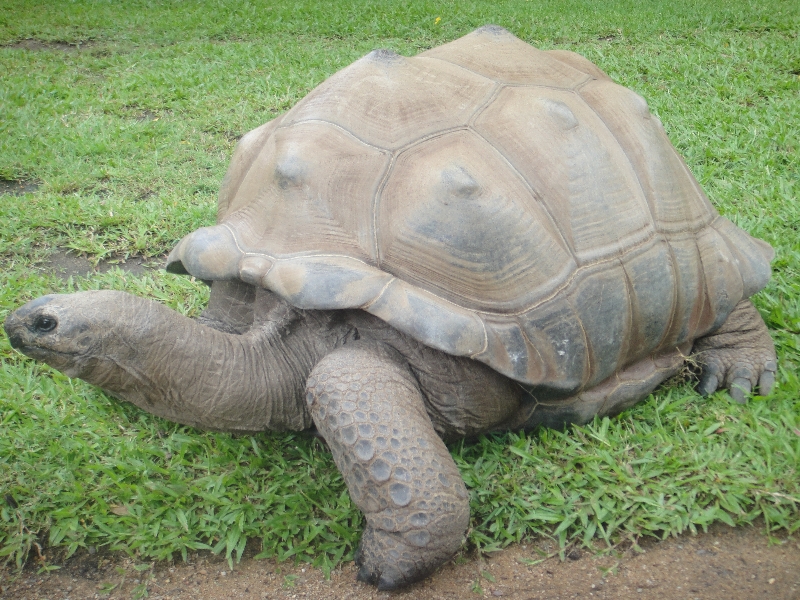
left=89, top=296, right=338, bottom=432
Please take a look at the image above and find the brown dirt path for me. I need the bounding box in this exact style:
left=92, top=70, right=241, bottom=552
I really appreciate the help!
left=2, top=523, right=798, bottom=600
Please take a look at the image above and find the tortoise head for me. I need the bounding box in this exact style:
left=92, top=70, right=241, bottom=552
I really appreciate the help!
left=4, top=291, right=142, bottom=382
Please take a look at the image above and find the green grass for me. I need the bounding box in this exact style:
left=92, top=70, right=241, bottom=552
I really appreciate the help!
left=1, top=0, right=799, bottom=575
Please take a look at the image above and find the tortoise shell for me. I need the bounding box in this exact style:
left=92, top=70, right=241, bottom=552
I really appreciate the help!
left=168, top=26, right=772, bottom=396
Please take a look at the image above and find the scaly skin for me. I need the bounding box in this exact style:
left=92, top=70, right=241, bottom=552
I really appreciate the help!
left=305, top=343, right=470, bottom=590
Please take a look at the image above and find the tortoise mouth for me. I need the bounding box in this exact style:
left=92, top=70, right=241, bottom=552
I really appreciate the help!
left=6, top=330, right=24, bottom=351
left=13, top=342, right=80, bottom=362
left=20, top=342, right=100, bottom=381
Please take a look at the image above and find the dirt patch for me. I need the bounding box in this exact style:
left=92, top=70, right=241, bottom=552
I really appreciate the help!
left=119, top=104, right=170, bottom=123
left=3, top=39, right=90, bottom=52
left=0, top=179, right=39, bottom=196
left=1, top=524, right=797, bottom=600
left=135, top=110, right=160, bottom=122
left=89, top=187, right=113, bottom=198
left=42, top=250, right=164, bottom=280
left=597, top=31, right=622, bottom=42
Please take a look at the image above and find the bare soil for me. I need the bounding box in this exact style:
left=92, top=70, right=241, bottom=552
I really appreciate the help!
left=2, top=39, right=89, bottom=52
left=42, top=250, right=163, bottom=280
left=2, top=524, right=798, bottom=600
left=0, top=179, right=39, bottom=196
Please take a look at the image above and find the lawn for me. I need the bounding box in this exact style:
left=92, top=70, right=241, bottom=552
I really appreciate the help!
left=1, top=0, right=798, bottom=575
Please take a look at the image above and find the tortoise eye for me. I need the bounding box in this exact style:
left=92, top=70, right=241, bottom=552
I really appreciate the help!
left=33, top=315, right=57, bottom=333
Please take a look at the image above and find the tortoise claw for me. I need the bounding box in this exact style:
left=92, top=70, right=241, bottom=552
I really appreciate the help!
left=729, top=377, right=751, bottom=404
left=697, top=365, right=721, bottom=397
left=353, top=527, right=421, bottom=591
left=757, top=368, right=776, bottom=397
left=354, top=546, right=381, bottom=587
left=354, top=559, right=406, bottom=592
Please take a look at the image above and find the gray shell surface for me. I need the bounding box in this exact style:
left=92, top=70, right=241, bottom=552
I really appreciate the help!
left=168, top=26, right=773, bottom=394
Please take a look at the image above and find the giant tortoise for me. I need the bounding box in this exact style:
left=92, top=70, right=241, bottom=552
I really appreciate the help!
left=5, top=26, right=777, bottom=589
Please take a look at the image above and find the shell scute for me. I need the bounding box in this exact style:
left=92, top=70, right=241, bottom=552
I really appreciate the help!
left=569, top=262, right=632, bottom=387
left=224, top=122, right=388, bottom=262
left=281, top=49, right=496, bottom=150
left=217, top=119, right=280, bottom=221
left=262, top=257, right=390, bottom=310
left=544, top=49, right=613, bottom=82
left=577, top=78, right=716, bottom=233
left=621, top=240, right=677, bottom=361
left=663, top=236, right=708, bottom=346
left=419, top=26, right=590, bottom=88
left=696, top=223, right=745, bottom=332
left=515, top=300, right=589, bottom=397
left=366, top=280, right=487, bottom=357
left=238, top=255, right=274, bottom=287
left=473, top=86, right=655, bottom=263
left=711, top=217, right=773, bottom=297
left=478, top=317, right=539, bottom=384
left=379, top=129, right=575, bottom=312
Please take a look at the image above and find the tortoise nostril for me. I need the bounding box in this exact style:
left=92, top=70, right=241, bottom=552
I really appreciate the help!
left=33, top=315, right=58, bottom=333
left=8, top=333, right=24, bottom=349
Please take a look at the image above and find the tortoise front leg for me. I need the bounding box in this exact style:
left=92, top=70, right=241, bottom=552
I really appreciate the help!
left=694, top=299, right=777, bottom=403
left=306, top=343, right=469, bottom=590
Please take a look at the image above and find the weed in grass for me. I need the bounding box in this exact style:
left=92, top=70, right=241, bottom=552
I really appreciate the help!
left=1, top=0, right=798, bottom=575
left=470, top=579, right=484, bottom=595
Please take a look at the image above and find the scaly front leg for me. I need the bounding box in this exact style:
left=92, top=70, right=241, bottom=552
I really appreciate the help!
left=306, top=343, right=469, bottom=590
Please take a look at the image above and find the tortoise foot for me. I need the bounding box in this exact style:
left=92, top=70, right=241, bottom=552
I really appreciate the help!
left=354, top=523, right=457, bottom=590
left=693, top=300, right=777, bottom=403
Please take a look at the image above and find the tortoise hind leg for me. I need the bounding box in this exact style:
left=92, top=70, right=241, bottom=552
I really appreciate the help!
left=306, top=343, right=469, bottom=590
left=693, top=299, right=777, bottom=403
